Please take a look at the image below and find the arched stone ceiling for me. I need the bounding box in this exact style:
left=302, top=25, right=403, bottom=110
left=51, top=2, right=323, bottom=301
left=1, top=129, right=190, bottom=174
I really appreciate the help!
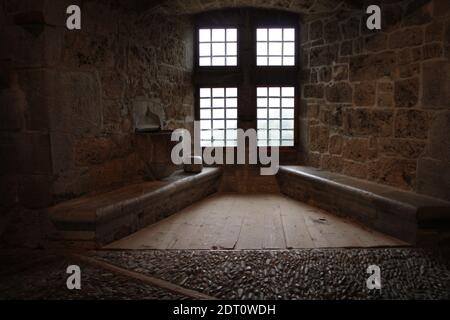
left=139, top=0, right=361, bottom=17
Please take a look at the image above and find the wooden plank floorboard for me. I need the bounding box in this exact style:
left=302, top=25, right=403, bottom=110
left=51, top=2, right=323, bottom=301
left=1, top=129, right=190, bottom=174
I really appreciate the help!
left=106, top=193, right=408, bottom=250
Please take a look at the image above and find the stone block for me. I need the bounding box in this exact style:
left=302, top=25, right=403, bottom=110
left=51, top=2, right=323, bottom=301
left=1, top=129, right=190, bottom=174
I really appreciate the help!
left=50, top=71, right=102, bottom=136
left=422, top=43, right=443, bottom=60
left=0, top=86, right=25, bottom=130
left=388, top=27, right=424, bottom=49
left=394, top=78, right=419, bottom=108
left=349, top=51, right=396, bottom=81
left=319, top=66, right=331, bottom=82
left=310, top=20, right=323, bottom=40
left=417, top=158, right=450, bottom=201
left=378, top=138, right=426, bottom=158
left=325, top=82, right=352, bottom=103
left=324, top=19, right=341, bottom=43
left=340, top=40, right=352, bottom=56
left=371, top=109, right=395, bottom=137
left=354, top=82, right=375, bottom=106
left=340, top=17, right=360, bottom=40
left=368, top=157, right=416, bottom=190
left=343, top=138, right=369, bottom=162
left=342, top=160, right=367, bottom=179
left=427, top=111, right=450, bottom=161
left=394, top=109, right=430, bottom=139
left=310, top=44, right=338, bottom=67
left=309, top=125, right=329, bottom=152
left=433, top=0, right=450, bottom=17
left=329, top=135, right=343, bottom=155
left=332, top=64, right=348, bottom=81
left=303, top=84, right=324, bottom=98
left=320, top=154, right=343, bottom=172
left=422, top=60, right=450, bottom=108
left=425, top=21, right=444, bottom=42
left=363, top=33, right=388, bottom=52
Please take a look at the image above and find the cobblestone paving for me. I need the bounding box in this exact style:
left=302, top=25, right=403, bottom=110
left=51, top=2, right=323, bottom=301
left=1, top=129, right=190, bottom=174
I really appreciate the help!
left=0, top=251, right=187, bottom=300
left=92, top=249, right=450, bottom=300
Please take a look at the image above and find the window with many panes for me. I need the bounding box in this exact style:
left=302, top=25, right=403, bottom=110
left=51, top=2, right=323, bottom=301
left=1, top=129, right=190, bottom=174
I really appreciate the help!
left=195, top=9, right=299, bottom=151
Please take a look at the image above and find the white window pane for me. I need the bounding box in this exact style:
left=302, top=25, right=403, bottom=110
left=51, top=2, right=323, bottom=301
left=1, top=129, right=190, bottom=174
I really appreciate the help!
left=200, top=88, right=211, bottom=97
left=200, top=109, right=211, bottom=119
left=213, top=130, right=224, bottom=140
left=282, top=120, right=294, bottom=129
left=201, top=120, right=211, bottom=130
left=212, top=98, right=225, bottom=108
left=257, top=108, right=267, bottom=119
left=201, top=130, right=211, bottom=139
left=226, top=56, right=237, bottom=66
left=226, top=88, right=237, bottom=97
left=212, top=42, right=225, bottom=56
left=282, top=140, right=294, bottom=146
left=258, top=140, right=268, bottom=146
left=269, top=28, right=282, bottom=41
left=268, top=42, right=282, bottom=56
left=283, top=56, right=295, bottom=66
left=227, top=129, right=237, bottom=140
left=269, top=130, right=280, bottom=139
left=212, top=29, right=225, bottom=42
left=227, top=29, right=237, bottom=41
left=269, top=98, right=280, bottom=108
left=282, top=98, right=295, bottom=108
left=269, top=87, right=281, bottom=96
left=227, top=98, right=238, bottom=108
left=257, top=98, right=268, bottom=107
left=213, top=119, right=225, bottom=128
left=282, top=130, right=294, bottom=140
left=212, top=88, right=225, bottom=97
left=257, top=42, right=267, bottom=56
left=257, top=28, right=267, bottom=41
left=269, top=140, right=280, bottom=147
left=269, top=120, right=280, bottom=129
left=212, top=57, right=225, bottom=65
left=281, top=87, right=295, bottom=97
left=257, top=120, right=267, bottom=129
left=284, top=28, right=295, bottom=41
left=269, top=109, right=280, bottom=118
left=227, top=120, right=237, bottom=128
left=269, top=56, right=282, bottom=65
left=201, top=140, right=212, bottom=147
left=257, top=87, right=268, bottom=97
left=227, top=43, right=237, bottom=56
left=200, top=98, right=211, bottom=108
left=227, top=109, right=237, bottom=119
left=213, top=140, right=225, bottom=146
left=199, top=43, right=211, bottom=56
left=213, top=109, right=225, bottom=119
left=199, top=29, right=211, bottom=42
left=199, top=57, right=211, bottom=66
left=282, top=109, right=294, bottom=118
left=257, top=57, right=267, bottom=66
left=258, top=130, right=267, bottom=140
left=283, top=42, right=295, bottom=56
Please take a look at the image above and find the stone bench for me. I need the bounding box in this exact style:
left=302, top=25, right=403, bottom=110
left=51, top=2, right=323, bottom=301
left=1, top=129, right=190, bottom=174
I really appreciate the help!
left=277, top=166, right=450, bottom=245
left=47, top=168, right=222, bottom=248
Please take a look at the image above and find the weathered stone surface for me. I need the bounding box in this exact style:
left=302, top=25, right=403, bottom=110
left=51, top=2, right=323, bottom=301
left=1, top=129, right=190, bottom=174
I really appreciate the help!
left=403, top=0, right=432, bottom=26
left=425, top=21, right=443, bottom=42
left=422, top=60, right=450, bottom=108
left=340, top=17, right=360, bottom=40
left=324, top=19, right=341, bottom=43
left=364, top=33, right=388, bottom=52
left=320, top=154, right=343, bottom=172
left=389, top=27, right=424, bottom=49
left=417, top=158, right=450, bottom=201
left=325, top=82, right=352, bottom=103
left=378, top=138, right=426, bottom=158
left=349, top=51, right=397, bottom=81
left=343, top=160, right=367, bottom=179
left=343, top=138, right=369, bottom=162
left=377, top=81, right=394, bottom=108
left=310, top=44, right=338, bottom=67
left=343, top=108, right=372, bottom=136
left=395, top=109, right=430, bottom=139
left=309, top=125, right=329, bottom=152
left=319, top=66, right=331, bottom=82
left=422, top=42, right=443, bottom=60
left=329, top=134, right=343, bottom=155
left=332, top=64, right=348, bottom=81
left=368, top=158, right=416, bottom=190
left=394, top=78, right=419, bottom=108
left=0, top=86, right=25, bottom=131
left=427, top=111, right=450, bottom=161
left=303, top=84, right=324, bottom=98
left=340, top=40, right=352, bottom=56
left=398, top=63, right=420, bottom=78
left=310, top=20, right=323, bottom=40
left=433, top=0, right=450, bottom=17
left=372, top=109, right=394, bottom=137
left=354, top=82, right=376, bottom=106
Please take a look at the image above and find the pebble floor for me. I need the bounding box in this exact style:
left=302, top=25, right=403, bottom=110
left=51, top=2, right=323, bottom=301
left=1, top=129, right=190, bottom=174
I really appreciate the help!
left=1, top=248, right=449, bottom=300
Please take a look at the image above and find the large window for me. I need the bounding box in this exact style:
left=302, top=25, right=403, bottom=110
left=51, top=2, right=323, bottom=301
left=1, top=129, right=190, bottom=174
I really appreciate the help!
left=199, top=28, right=238, bottom=66
left=256, top=28, right=296, bottom=66
left=199, top=87, right=238, bottom=147
left=194, top=9, right=299, bottom=152
left=257, top=87, right=295, bottom=146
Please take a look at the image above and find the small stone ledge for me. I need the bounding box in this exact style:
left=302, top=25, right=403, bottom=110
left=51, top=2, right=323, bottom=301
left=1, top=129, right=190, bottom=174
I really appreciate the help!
left=277, top=166, right=450, bottom=245
left=47, top=168, right=222, bottom=248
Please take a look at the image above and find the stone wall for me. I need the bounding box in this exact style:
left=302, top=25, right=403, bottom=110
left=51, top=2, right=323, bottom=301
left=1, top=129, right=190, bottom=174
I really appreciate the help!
left=299, top=0, right=450, bottom=201
left=0, top=0, right=194, bottom=245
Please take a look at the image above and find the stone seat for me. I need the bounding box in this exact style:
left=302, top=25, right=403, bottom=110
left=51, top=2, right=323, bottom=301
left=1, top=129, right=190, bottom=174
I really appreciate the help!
left=47, top=168, right=222, bottom=248
left=277, top=166, right=450, bottom=245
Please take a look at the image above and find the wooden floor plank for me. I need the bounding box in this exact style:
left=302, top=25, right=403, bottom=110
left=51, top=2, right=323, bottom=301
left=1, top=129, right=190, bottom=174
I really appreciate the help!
left=106, top=193, right=408, bottom=250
